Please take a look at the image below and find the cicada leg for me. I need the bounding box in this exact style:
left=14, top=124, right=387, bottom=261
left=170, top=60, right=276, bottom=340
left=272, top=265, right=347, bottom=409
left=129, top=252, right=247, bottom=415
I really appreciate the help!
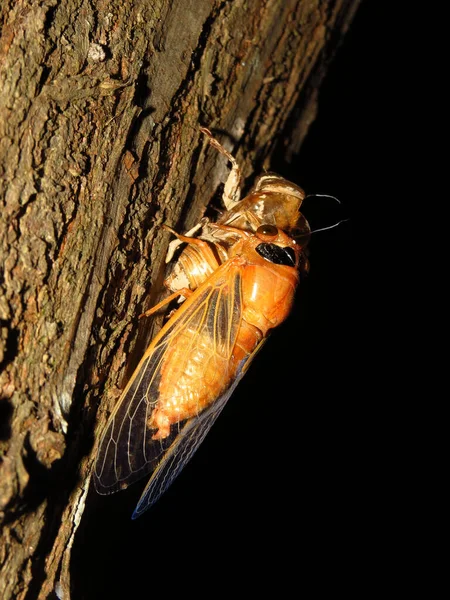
left=139, top=287, right=193, bottom=319
left=200, top=127, right=242, bottom=210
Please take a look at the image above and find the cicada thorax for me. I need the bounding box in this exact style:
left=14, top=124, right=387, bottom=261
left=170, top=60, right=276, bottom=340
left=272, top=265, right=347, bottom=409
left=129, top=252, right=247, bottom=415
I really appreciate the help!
left=230, top=226, right=302, bottom=331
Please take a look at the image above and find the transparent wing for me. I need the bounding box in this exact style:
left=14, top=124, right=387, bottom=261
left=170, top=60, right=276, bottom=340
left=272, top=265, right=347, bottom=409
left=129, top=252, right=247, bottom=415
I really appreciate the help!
left=93, top=258, right=243, bottom=499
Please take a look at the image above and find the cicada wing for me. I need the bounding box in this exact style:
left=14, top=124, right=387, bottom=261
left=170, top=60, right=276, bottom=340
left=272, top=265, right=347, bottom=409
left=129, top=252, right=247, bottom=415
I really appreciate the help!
left=93, top=343, right=175, bottom=495
left=93, top=259, right=243, bottom=497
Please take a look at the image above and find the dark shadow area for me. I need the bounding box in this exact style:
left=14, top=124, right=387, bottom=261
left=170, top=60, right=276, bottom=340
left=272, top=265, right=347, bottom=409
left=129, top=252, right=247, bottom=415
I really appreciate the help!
left=71, top=3, right=389, bottom=598
left=0, top=397, right=13, bottom=441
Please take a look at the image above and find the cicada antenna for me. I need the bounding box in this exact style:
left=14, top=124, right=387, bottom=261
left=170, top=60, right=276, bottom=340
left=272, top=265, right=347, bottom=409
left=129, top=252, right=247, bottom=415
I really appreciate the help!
left=309, top=219, right=349, bottom=234
left=302, top=193, right=349, bottom=234
left=304, top=193, right=341, bottom=204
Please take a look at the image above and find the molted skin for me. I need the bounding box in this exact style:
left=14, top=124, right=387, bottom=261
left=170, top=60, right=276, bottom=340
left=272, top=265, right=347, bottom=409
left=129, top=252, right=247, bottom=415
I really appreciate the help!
left=218, top=173, right=306, bottom=232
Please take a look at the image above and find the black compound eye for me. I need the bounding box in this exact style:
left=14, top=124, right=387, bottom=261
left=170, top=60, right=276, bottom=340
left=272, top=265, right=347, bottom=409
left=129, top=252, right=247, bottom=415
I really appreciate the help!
left=256, top=224, right=278, bottom=237
left=256, top=243, right=296, bottom=267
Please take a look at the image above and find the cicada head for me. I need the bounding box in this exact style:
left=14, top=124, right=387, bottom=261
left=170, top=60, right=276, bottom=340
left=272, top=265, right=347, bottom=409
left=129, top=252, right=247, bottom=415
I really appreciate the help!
left=228, top=223, right=302, bottom=270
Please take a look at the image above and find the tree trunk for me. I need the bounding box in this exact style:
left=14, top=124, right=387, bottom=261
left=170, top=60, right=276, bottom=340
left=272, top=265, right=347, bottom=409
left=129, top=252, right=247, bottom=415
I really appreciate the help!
left=0, top=1, right=359, bottom=597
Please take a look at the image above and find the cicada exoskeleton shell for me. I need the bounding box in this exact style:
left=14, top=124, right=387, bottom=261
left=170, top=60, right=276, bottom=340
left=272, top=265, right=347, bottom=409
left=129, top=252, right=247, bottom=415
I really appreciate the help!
left=218, top=173, right=306, bottom=231
left=164, top=131, right=311, bottom=296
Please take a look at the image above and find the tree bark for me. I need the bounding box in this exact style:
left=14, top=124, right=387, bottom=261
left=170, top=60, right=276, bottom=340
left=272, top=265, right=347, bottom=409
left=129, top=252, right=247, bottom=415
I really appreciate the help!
left=0, top=0, right=359, bottom=597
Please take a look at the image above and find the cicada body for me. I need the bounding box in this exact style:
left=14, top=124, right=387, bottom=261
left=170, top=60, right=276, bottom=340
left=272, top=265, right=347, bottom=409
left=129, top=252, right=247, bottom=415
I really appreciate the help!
left=94, top=129, right=310, bottom=518
left=94, top=223, right=306, bottom=518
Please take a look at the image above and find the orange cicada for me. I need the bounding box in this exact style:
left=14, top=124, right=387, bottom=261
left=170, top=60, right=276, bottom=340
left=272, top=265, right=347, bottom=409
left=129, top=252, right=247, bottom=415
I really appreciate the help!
left=93, top=130, right=310, bottom=518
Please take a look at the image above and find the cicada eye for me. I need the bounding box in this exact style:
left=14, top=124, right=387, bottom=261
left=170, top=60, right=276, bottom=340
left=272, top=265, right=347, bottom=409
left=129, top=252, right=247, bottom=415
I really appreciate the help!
left=256, top=224, right=278, bottom=238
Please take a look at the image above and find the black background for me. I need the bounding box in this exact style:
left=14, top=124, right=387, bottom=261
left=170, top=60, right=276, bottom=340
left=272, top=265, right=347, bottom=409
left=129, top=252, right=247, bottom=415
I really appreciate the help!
left=74, top=3, right=387, bottom=597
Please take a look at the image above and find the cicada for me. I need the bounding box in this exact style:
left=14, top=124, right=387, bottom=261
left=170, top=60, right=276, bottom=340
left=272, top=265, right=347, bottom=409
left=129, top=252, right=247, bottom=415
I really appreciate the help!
left=93, top=130, right=310, bottom=518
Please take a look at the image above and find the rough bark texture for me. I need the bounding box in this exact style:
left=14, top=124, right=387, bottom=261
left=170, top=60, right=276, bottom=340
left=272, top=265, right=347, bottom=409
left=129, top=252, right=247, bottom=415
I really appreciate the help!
left=0, top=0, right=359, bottom=597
